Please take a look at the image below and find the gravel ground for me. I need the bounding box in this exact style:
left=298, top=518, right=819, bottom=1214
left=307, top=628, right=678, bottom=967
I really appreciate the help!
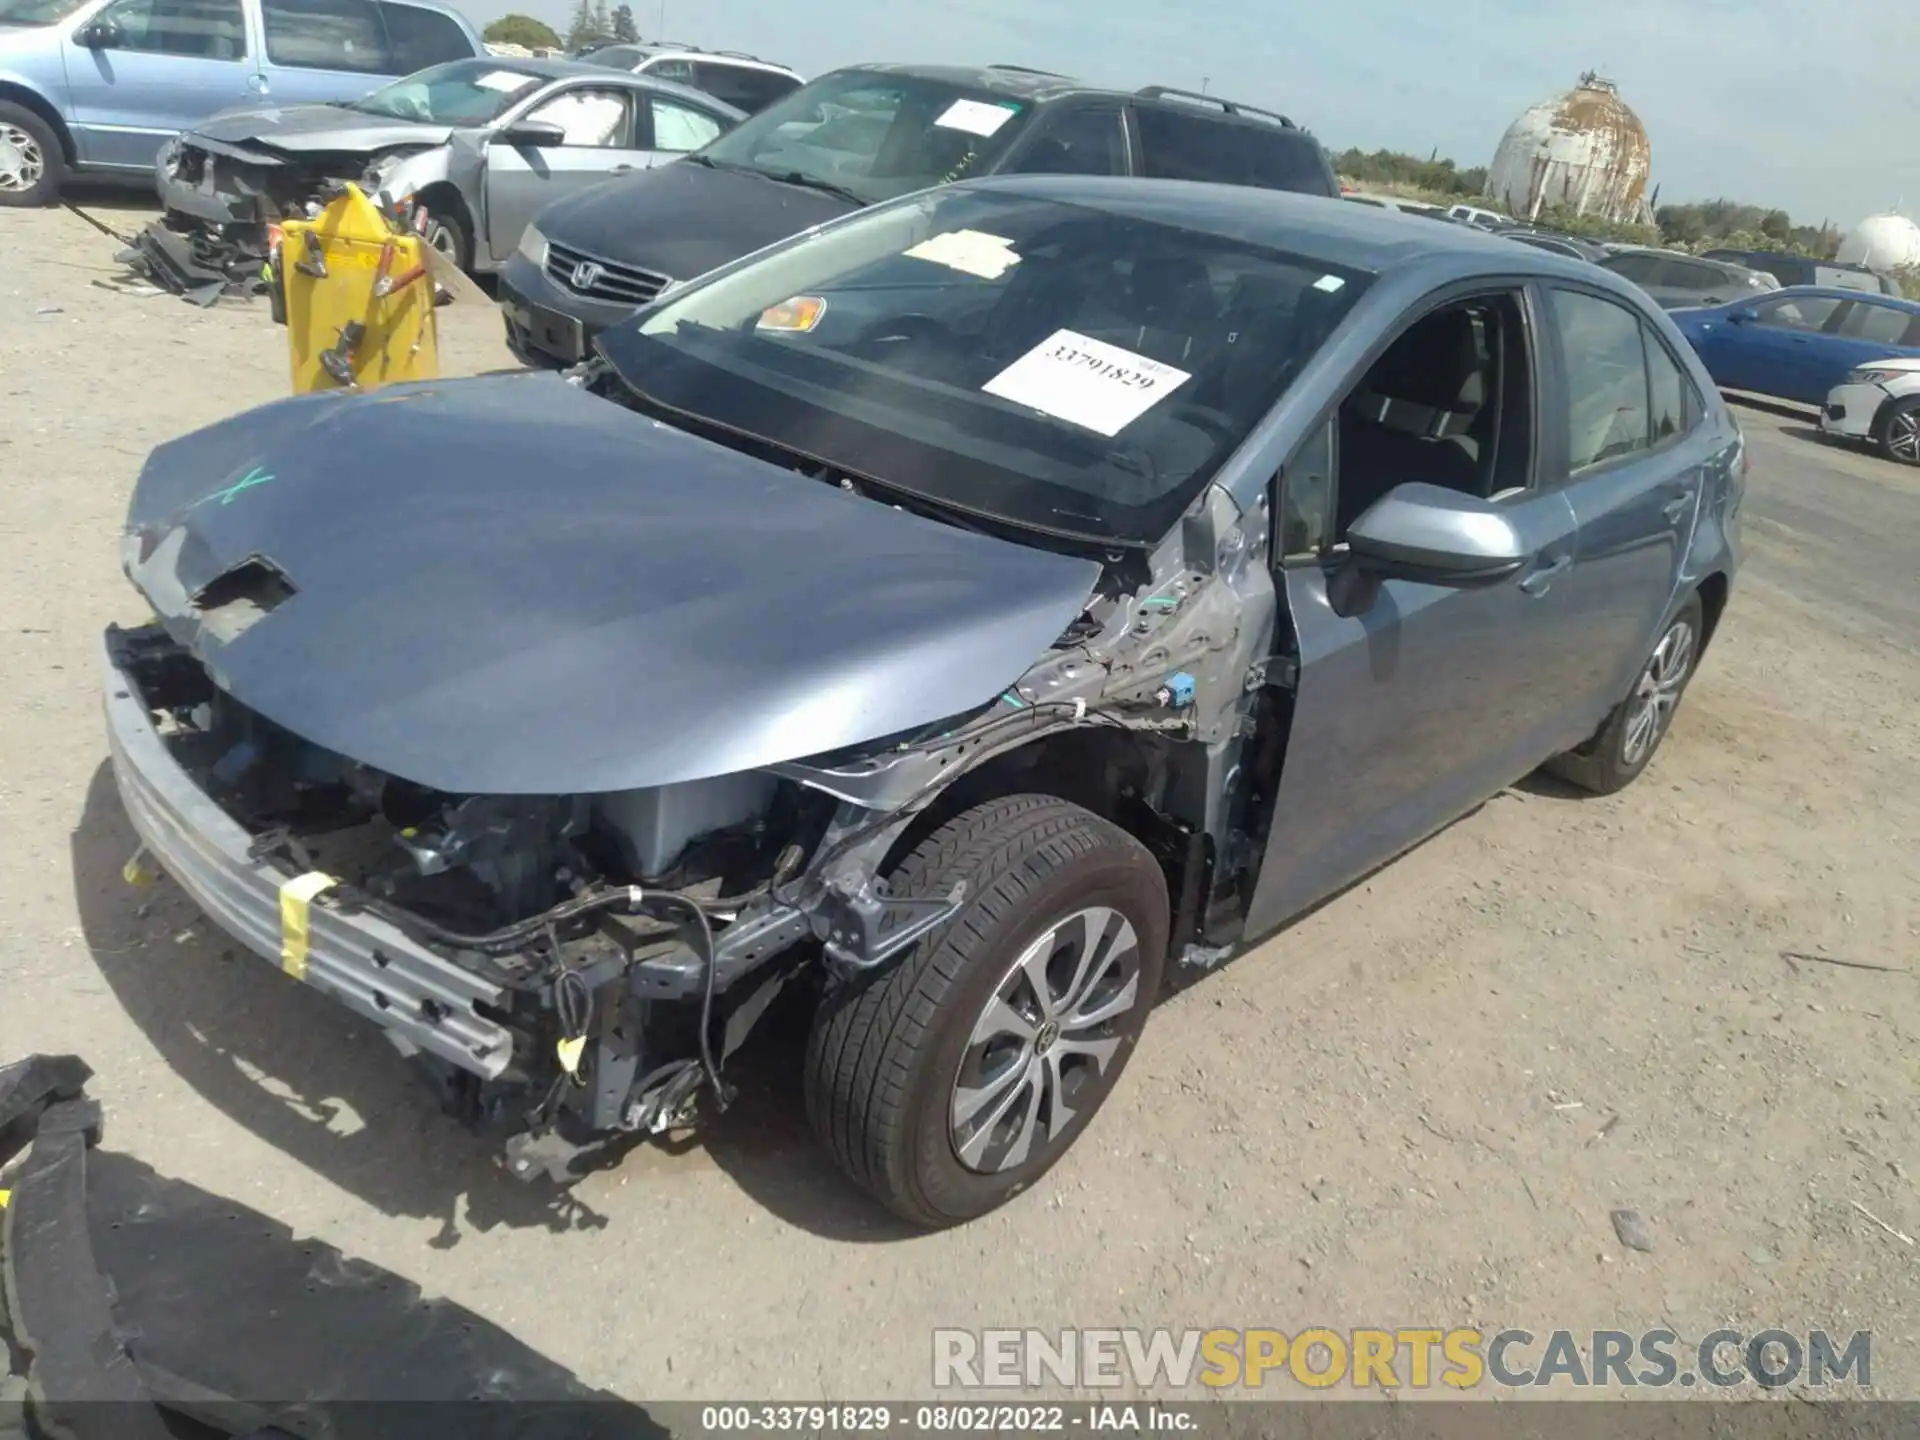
left=2, top=196, right=1916, bottom=1406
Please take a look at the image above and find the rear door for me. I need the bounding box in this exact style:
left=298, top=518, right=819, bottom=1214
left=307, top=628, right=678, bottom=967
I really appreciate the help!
left=255, top=0, right=392, bottom=107
left=1540, top=287, right=1713, bottom=713
left=59, top=0, right=252, bottom=168
left=1243, top=284, right=1588, bottom=936
left=480, top=82, right=650, bottom=263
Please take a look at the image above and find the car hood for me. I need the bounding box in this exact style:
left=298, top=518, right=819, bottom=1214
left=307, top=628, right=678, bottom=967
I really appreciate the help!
left=536, top=158, right=857, bottom=281
left=185, top=103, right=451, bottom=157
left=119, top=373, right=1100, bottom=796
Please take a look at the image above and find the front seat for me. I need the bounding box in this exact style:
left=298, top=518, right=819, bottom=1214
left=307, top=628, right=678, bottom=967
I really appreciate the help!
left=1336, top=308, right=1487, bottom=534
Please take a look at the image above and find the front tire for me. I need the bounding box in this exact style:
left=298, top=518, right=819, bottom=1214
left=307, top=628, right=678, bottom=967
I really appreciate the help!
left=1874, top=395, right=1920, bottom=467
left=805, top=795, right=1169, bottom=1228
left=1546, top=591, right=1704, bottom=795
left=0, top=103, right=62, bottom=208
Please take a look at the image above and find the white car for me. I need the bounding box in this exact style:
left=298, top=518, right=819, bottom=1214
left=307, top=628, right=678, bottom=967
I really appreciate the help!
left=1821, top=356, right=1920, bottom=466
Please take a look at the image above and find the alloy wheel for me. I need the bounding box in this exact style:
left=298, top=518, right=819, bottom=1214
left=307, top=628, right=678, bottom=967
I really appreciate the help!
left=0, top=124, right=44, bottom=193
left=1621, top=618, right=1696, bottom=767
left=949, top=906, right=1144, bottom=1174
left=1887, top=408, right=1920, bottom=464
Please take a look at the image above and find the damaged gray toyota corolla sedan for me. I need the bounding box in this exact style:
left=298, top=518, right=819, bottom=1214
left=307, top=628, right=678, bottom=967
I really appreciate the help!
left=104, top=176, right=1743, bottom=1226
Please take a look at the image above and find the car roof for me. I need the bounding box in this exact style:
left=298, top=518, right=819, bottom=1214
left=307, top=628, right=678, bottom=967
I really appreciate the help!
left=962, top=175, right=1642, bottom=283
left=506, top=59, right=747, bottom=111
left=623, top=43, right=798, bottom=75
left=833, top=62, right=1297, bottom=124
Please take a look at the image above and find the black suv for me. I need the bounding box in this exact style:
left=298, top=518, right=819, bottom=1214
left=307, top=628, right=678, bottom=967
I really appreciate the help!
left=498, top=63, right=1340, bottom=367
left=1701, top=249, right=1897, bottom=296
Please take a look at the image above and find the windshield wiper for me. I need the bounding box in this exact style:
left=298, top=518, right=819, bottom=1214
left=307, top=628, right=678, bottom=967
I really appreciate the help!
left=766, top=170, right=865, bottom=205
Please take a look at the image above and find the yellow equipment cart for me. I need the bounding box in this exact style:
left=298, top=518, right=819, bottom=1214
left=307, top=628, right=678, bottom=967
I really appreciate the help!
left=278, top=183, right=440, bottom=396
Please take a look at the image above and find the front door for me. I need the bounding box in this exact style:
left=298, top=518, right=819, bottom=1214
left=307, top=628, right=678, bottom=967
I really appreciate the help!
left=1244, top=285, right=1590, bottom=938
left=1703, top=292, right=1845, bottom=402
left=481, top=84, right=650, bottom=264
left=60, top=0, right=253, bottom=169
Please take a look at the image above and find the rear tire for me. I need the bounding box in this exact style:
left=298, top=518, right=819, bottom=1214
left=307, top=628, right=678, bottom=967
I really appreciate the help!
left=0, top=102, right=62, bottom=208
left=1874, top=395, right=1920, bottom=467
left=805, top=795, right=1168, bottom=1228
left=1546, top=591, right=1704, bottom=795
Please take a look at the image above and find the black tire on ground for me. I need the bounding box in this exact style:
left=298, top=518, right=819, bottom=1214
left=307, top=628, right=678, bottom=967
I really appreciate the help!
left=0, top=102, right=63, bottom=208
left=805, top=794, right=1169, bottom=1228
left=1873, top=395, right=1920, bottom=467
left=420, top=199, right=472, bottom=272
left=1546, top=590, right=1706, bottom=796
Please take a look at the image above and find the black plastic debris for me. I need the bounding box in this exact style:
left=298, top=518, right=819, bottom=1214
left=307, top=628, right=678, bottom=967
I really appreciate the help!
left=119, top=221, right=267, bottom=307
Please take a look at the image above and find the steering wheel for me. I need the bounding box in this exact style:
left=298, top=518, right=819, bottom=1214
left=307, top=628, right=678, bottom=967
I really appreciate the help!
left=850, top=313, right=955, bottom=359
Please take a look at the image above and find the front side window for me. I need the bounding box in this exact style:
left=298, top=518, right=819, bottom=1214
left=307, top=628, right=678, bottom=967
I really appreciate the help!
left=596, top=188, right=1371, bottom=547
left=1005, top=105, right=1127, bottom=177
left=262, top=0, right=388, bottom=72
left=1600, top=252, right=1662, bottom=284
left=91, top=0, right=244, bottom=58
left=650, top=95, right=725, bottom=152
left=376, top=2, right=470, bottom=72
left=1, top=0, right=92, bottom=26
left=347, top=59, right=543, bottom=123
left=528, top=87, right=630, bottom=146
left=1752, top=295, right=1842, bottom=331
left=1133, top=107, right=1329, bottom=193
left=694, top=69, right=1035, bottom=206
left=1549, top=289, right=1652, bottom=470
left=1835, top=301, right=1916, bottom=345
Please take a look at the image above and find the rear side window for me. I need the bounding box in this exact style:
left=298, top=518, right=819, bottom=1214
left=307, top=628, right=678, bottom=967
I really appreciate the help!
left=640, top=56, right=695, bottom=84
left=649, top=94, right=726, bottom=152
left=1601, top=253, right=1661, bottom=284
left=1835, top=301, right=1917, bottom=345
left=262, top=0, right=389, bottom=71
left=1668, top=259, right=1734, bottom=289
left=1549, top=289, right=1654, bottom=470
left=1133, top=106, right=1331, bottom=195
left=91, top=0, right=245, bottom=59
left=377, top=2, right=470, bottom=71
left=691, top=61, right=801, bottom=114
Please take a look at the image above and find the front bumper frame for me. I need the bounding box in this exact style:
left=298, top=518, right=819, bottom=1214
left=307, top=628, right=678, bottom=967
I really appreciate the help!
left=1820, top=381, right=1889, bottom=441
left=102, top=629, right=515, bottom=1080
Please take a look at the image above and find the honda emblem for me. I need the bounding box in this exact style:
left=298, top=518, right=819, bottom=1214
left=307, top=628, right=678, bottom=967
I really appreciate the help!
left=570, top=260, right=604, bottom=290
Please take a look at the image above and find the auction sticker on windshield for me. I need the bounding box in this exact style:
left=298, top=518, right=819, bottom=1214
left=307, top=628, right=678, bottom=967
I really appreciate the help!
left=474, top=70, right=538, bottom=93
left=903, top=229, right=1021, bottom=280
left=982, top=329, right=1191, bottom=437
left=935, top=98, right=1019, bottom=137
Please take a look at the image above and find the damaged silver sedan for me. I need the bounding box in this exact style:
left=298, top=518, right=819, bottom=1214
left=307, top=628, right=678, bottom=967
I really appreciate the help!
left=146, top=56, right=741, bottom=290
left=105, top=177, right=1743, bottom=1226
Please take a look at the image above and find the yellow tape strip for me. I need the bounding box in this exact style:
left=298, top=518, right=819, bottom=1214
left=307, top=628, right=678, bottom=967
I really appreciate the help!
left=278, top=871, right=337, bottom=981
left=0, top=1187, right=11, bottom=1209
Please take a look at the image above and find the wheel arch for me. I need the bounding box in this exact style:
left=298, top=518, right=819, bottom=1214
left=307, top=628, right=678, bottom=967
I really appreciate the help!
left=0, top=82, right=75, bottom=167
left=1695, top=570, right=1731, bottom=655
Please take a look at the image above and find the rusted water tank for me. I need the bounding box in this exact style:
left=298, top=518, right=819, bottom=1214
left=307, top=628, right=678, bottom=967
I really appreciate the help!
left=1485, top=72, right=1652, bottom=224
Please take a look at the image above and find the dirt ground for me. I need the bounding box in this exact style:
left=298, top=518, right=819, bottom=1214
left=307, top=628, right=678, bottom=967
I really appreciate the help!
left=2, top=195, right=1917, bottom=1406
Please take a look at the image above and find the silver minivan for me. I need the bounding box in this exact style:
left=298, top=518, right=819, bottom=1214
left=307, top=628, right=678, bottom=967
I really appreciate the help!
left=0, top=0, right=482, bottom=205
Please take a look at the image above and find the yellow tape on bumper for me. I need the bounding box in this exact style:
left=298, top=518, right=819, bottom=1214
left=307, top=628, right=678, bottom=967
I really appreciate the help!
left=278, top=871, right=337, bottom=981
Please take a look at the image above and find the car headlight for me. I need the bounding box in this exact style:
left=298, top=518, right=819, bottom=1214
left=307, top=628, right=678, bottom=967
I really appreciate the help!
left=1847, top=367, right=1902, bottom=386
left=516, top=223, right=548, bottom=270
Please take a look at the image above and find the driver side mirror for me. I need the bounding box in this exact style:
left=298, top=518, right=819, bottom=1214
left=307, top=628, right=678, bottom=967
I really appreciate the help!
left=497, top=119, right=568, bottom=148
left=1345, top=483, right=1530, bottom=587
left=79, top=17, right=124, bottom=47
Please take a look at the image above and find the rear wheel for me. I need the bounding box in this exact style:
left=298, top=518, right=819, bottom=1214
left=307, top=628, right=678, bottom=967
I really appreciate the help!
left=0, top=103, right=62, bottom=208
left=805, top=795, right=1168, bottom=1228
left=1546, top=591, right=1704, bottom=795
left=1874, top=395, right=1920, bottom=466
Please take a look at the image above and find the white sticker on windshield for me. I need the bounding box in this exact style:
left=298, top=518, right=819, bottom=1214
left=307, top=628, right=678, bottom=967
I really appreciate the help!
left=982, top=329, right=1191, bottom=437
left=934, top=98, right=1018, bottom=137
left=1312, top=274, right=1346, bottom=293
left=903, top=229, right=1021, bottom=280
left=473, top=70, right=538, bottom=94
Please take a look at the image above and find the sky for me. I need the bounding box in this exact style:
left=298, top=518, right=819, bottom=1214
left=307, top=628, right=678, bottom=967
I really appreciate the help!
left=466, top=0, right=1914, bottom=228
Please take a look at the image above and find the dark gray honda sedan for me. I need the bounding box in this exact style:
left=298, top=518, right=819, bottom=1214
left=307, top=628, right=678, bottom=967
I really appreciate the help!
left=105, top=178, right=1743, bottom=1227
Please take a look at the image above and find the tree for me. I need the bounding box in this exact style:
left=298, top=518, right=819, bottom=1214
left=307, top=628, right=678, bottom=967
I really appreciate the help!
left=592, top=0, right=611, bottom=43
left=563, top=0, right=603, bottom=51
left=611, top=3, right=636, bottom=41
left=482, top=12, right=560, bottom=49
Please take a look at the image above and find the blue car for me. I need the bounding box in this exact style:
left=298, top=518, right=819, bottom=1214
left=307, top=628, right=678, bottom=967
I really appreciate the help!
left=0, top=0, right=483, bottom=207
left=1670, top=286, right=1920, bottom=406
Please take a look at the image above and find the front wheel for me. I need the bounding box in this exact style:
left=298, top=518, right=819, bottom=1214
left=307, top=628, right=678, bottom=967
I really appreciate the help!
left=0, top=103, right=62, bottom=208
left=805, top=795, right=1169, bottom=1228
left=1546, top=591, right=1704, bottom=795
left=1875, top=396, right=1920, bottom=467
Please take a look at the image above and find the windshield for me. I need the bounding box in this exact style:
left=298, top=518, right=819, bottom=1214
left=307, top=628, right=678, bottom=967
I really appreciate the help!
left=696, top=69, right=1036, bottom=206
left=597, top=186, right=1370, bottom=547
left=347, top=59, right=546, bottom=124
left=0, top=0, right=87, bottom=23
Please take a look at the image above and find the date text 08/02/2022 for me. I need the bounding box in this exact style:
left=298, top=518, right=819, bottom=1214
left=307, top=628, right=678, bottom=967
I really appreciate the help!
left=697, top=1405, right=1195, bottom=1433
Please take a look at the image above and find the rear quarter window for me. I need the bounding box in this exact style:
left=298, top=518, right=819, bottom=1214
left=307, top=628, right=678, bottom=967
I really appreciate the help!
left=1133, top=106, right=1333, bottom=195
left=262, top=0, right=390, bottom=72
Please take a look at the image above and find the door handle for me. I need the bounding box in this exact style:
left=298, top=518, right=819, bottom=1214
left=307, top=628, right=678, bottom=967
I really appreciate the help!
left=1518, top=553, right=1571, bottom=597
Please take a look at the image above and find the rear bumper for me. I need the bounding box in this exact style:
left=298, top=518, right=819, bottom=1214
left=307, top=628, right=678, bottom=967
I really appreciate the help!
left=1820, top=382, right=1885, bottom=440
left=101, top=628, right=514, bottom=1080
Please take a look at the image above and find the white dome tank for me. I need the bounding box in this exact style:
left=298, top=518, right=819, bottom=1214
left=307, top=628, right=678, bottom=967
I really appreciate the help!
left=1837, top=214, right=1920, bottom=273
left=1485, top=72, right=1651, bottom=224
